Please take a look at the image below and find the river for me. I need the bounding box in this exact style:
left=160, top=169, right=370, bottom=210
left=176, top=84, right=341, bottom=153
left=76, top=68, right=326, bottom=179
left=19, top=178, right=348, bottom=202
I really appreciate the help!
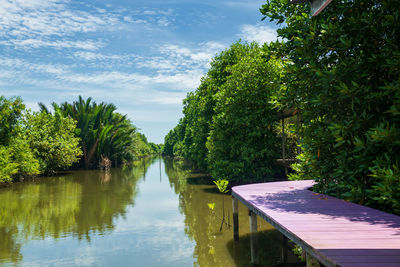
left=0, top=157, right=302, bottom=266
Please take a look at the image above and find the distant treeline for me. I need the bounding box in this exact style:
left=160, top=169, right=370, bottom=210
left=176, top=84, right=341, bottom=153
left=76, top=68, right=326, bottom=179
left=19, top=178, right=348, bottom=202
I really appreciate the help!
left=164, top=0, right=400, bottom=215
left=0, top=96, right=161, bottom=184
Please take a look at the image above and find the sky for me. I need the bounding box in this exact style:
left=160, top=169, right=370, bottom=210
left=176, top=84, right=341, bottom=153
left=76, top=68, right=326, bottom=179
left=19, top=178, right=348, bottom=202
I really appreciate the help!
left=0, top=0, right=279, bottom=143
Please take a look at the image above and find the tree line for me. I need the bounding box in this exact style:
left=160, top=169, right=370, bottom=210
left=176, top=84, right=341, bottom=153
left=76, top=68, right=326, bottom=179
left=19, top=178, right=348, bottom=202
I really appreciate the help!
left=163, top=42, right=290, bottom=181
left=164, top=0, right=400, bottom=215
left=0, top=96, right=161, bottom=184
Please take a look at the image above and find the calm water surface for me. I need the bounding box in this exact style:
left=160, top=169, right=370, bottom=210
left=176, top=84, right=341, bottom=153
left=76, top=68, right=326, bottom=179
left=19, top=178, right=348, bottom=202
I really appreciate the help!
left=0, top=157, right=301, bottom=266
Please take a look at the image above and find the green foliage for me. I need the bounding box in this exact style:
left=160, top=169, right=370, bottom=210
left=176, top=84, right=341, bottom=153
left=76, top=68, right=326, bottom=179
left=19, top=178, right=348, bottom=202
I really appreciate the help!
left=207, top=45, right=283, bottom=181
left=261, top=0, right=400, bottom=213
left=42, top=96, right=153, bottom=168
left=7, top=134, right=40, bottom=178
left=292, top=244, right=304, bottom=261
left=182, top=42, right=260, bottom=170
left=163, top=118, right=187, bottom=158
left=213, top=179, right=229, bottom=194
left=369, top=166, right=400, bottom=214
left=0, top=146, right=19, bottom=183
left=207, top=202, right=215, bottom=210
left=148, top=142, right=163, bottom=155
left=134, top=132, right=161, bottom=157
left=24, top=111, right=82, bottom=174
left=0, top=96, right=40, bottom=183
left=164, top=42, right=285, bottom=182
left=0, top=96, right=25, bottom=146
left=49, top=96, right=135, bottom=168
left=0, top=95, right=154, bottom=184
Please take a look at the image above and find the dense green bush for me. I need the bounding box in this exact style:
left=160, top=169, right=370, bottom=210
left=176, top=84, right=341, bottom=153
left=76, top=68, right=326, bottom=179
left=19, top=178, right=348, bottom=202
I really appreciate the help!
left=0, top=96, right=24, bottom=146
left=0, top=146, right=19, bottom=183
left=261, top=0, right=400, bottom=213
left=164, top=42, right=286, bottom=181
left=207, top=45, right=284, bottom=181
left=0, top=140, right=40, bottom=183
left=24, top=111, right=82, bottom=174
left=181, top=42, right=259, bottom=170
left=0, top=97, right=40, bottom=183
left=0, top=96, right=82, bottom=182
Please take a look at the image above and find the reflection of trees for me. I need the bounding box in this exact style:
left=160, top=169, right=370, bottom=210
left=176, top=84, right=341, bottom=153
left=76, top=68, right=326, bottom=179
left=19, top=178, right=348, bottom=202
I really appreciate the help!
left=163, top=158, right=192, bottom=194
left=0, top=227, right=21, bottom=264
left=165, top=157, right=232, bottom=266
left=0, top=157, right=153, bottom=264
left=164, top=158, right=283, bottom=267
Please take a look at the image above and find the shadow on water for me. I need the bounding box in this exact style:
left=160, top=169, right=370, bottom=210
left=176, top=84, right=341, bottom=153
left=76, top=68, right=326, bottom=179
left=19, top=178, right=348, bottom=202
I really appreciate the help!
left=227, top=230, right=305, bottom=267
left=164, top=157, right=305, bottom=267
left=186, top=175, right=213, bottom=186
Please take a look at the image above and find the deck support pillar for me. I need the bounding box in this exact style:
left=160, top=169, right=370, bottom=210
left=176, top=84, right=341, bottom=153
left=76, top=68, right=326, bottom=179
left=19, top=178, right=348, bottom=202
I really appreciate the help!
left=281, top=235, right=288, bottom=263
left=306, top=253, right=321, bottom=267
left=249, top=210, right=259, bottom=265
left=232, top=197, right=239, bottom=241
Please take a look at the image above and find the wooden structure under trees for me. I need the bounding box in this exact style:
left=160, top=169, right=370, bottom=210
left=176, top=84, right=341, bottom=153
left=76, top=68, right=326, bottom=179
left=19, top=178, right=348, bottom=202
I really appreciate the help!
left=289, top=0, right=333, bottom=16
left=232, top=180, right=400, bottom=266
left=276, top=108, right=301, bottom=176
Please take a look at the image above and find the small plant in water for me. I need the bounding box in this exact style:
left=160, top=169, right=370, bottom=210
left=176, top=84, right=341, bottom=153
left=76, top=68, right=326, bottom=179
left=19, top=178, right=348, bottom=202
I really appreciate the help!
left=292, top=244, right=305, bottom=261
left=213, top=179, right=229, bottom=193
left=208, top=179, right=231, bottom=231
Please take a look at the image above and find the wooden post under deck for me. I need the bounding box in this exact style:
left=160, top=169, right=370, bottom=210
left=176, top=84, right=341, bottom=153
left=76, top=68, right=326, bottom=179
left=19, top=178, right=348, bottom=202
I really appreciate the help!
left=232, top=180, right=400, bottom=266
left=306, top=252, right=321, bottom=267
left=249, top=210, right=259, bottom=265
left=281, top=235, right=288, bottom=263
left=282, top=116, right=288, bottom=176
left=232, top=197, right=239, bottom=241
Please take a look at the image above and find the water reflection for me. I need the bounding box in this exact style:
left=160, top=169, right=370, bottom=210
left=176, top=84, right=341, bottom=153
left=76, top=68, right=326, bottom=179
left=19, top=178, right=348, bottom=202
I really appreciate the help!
left=164, top=157, right=302, bottom=267
left=0, top=157, right=302, bottom=266
left=0, top=157, right=154, bottom=264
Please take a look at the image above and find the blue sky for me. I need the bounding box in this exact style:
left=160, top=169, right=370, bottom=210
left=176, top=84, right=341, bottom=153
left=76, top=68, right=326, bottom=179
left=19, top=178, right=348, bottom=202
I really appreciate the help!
left=0, top=0, right=278, bottom=143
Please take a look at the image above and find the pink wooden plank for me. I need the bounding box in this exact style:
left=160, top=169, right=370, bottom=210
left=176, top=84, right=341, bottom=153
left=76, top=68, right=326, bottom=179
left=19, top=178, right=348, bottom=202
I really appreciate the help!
left=320, top=249, right=400, bottom=256
left=328, top=255, right=400, bottom=263
left=341, top=263, right=400, bottom=267
left=232, top=180, right=400, bottom=266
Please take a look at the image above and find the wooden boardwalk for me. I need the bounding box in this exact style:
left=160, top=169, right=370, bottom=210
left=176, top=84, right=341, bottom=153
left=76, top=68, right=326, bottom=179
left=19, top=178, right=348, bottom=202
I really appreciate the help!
left=232, top=180, right=400, bottom=267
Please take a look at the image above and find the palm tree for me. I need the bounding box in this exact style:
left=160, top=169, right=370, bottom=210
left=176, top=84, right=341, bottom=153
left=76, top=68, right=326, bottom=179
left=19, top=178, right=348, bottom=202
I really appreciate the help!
left=40, top=96, right=138, bottom=169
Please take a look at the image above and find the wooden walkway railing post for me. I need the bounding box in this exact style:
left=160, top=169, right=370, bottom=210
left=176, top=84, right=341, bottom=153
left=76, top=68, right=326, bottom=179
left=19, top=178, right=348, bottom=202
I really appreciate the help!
left=249, top=209, right=259, bottom=265
left=232, top=197, right=239, bottom=241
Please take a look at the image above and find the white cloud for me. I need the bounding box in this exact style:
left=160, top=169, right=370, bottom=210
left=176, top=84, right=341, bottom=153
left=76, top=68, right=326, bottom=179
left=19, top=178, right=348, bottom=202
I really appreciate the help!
left=73, top=51, right=133, bottom=61
left=0, top=37, right=227, bottom=110
left=146, top=91, right=187, bottom=105
left=0, top=38, right=103, bottom=50
left=143, top=10, right=157, bottom=15
left=0, top=58, right=68, bottom=75
left=0, top=0, right=118, bottom=51
left=150, top=41, right=226, bottom=72
left=59, top=71, right=151, bottom=87
left=0, top=0, right=119, bottom=38
left=123, top=16, right=148, bottom=25
left=238, top=24, right=278, bottom=44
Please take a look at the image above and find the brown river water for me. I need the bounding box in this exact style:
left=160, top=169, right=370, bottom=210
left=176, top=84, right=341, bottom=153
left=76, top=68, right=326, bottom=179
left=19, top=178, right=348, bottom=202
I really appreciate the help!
left=0, top=157, right=303, bottom=266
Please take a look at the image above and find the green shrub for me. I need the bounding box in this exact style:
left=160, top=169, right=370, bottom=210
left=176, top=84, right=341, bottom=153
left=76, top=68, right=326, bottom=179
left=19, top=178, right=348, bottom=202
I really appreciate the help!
left=262, top=0, right=400, bottom=213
